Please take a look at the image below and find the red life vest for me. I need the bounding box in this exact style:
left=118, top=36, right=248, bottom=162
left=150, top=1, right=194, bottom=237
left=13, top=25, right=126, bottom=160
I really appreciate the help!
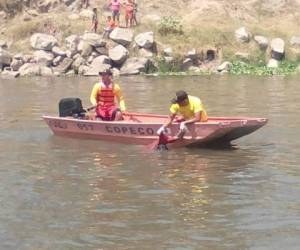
left=96, top=83, right=115, bottom=107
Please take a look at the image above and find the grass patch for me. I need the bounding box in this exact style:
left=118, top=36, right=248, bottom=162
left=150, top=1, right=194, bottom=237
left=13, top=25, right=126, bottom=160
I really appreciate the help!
left=229, top=60, right=299, bottom=76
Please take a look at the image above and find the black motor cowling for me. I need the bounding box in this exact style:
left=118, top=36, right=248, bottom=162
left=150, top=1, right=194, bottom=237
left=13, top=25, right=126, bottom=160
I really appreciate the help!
left=59, top=98, right=86, bottom=117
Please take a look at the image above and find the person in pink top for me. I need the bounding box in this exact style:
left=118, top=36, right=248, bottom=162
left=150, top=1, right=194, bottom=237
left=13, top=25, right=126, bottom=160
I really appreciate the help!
left=108, top=0, right=121, bottom=25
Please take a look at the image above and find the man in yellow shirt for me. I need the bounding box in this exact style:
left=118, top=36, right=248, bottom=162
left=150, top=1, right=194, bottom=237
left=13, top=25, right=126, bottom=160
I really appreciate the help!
left=157, top=90, right=208, bottom=137
left=90, top=69, right=126, bottom=121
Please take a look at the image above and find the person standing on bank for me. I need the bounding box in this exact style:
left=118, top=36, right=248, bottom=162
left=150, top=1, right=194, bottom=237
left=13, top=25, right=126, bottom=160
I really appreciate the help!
left=108, top=0, right=121, bottom=25
left=132, top=0, right=138, bottom=26
left=91, top=8, right=98, bottom=33
left=157, top=90, right=208, bottom=137
left=125, top=0, right=134, bottom=28
left=90, top=69, right=126, bottom=121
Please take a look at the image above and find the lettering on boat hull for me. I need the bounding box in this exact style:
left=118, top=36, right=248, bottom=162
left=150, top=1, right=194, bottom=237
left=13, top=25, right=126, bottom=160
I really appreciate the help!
left=105, top=125, right=154, bottom=135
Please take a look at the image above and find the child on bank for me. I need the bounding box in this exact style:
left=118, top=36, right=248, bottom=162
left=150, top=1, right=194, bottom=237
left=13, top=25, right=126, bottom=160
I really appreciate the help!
left=102, top=15, right=116, bottom=38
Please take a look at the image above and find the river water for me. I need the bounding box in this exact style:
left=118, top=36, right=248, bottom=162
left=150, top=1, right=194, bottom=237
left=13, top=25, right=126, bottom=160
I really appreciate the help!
left=0, top=75, right=299, bottom=249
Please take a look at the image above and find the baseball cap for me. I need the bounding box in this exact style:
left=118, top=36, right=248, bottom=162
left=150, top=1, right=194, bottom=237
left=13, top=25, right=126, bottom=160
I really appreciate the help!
left=171, top=90, right=188, bottom=104
left=99, top=69, right=112, bottom=76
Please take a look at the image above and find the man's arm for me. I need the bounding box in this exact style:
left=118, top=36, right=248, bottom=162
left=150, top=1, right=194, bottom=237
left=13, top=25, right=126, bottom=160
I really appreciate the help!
left=90, top=83, right=99, bottom=105
left=156, top=113, right=176, bottom=134
left=114, top=84, right=126, bottom=112
left=182, top=111, right=201, bottom=125
left=164, top=113, right=176, bottom=128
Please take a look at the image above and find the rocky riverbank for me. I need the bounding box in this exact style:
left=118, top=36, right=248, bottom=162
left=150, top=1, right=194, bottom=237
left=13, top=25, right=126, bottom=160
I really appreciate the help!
left=1, top=0, right=300, bottom=77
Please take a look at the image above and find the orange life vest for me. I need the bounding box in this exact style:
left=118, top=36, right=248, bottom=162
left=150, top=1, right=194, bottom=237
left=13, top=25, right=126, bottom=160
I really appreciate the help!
left=96, top=83, right=115, bottom=107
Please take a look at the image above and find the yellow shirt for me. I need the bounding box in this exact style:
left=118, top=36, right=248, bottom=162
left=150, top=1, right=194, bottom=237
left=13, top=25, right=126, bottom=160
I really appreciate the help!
left=170, top=95, right=208, bottom=122
left=90, top=82, right=126, bottom=111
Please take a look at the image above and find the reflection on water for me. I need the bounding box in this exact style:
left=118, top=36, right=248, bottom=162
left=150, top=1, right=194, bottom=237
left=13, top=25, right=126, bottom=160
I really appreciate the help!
left=0, top=76, right=300, bottom=249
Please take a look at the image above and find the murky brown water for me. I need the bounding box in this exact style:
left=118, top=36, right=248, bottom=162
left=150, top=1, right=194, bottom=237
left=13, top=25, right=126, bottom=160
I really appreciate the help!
left=0, top=75, right=299, bottom=249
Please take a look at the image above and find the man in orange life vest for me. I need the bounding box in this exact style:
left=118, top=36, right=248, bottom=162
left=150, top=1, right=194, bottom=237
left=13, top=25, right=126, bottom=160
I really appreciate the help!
left=90, top=69, right=126, bottom=121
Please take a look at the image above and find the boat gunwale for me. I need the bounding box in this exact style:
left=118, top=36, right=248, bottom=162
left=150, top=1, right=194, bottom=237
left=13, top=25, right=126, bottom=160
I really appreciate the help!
left=42, top=115, right=267, bottom=127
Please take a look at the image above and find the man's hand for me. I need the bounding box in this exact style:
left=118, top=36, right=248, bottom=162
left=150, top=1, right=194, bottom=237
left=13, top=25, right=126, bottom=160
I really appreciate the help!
left=157, top=125, right=166, bottom=135
left=179, top=122, right=188, bottom=132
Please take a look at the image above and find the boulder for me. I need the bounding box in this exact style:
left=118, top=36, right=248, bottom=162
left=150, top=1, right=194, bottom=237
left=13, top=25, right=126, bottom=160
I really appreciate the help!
left=52, top=46, right=67, bottom=57
left=72, top=53, right=81, bottom=60
left=0, top=40, right=8, bottom=49
left=138, top=48, right=153, bottom=58
left=120, top=57, right=150, bottom=75
left=87, top=55, right=95, bottom=64
left=26, top=9, right=39, bottom=17
left=0, top=48, right=12, bottom=67
left=72, top=56, right=86, bottom=72
left=30, top=33, right=58, bottom=51
left=37, top=0, right=60, bottom=13
left=267, top=58, right=279, bottom=68
left=235, top=27, right=251, bottom=43
left=84, top=55, right=112, bottom=76
left=14, top=53, right=24, bottom=60
left=0, top=11, right=7, bottom=20
left=108, top=45, right=129, bottom=65
left=78, top=65, right=90, bottom=75
left=92, top=51, right=100, bottom=57
left=270, top=38, right=285, bottom=60
left=11, top=58, right=24, bottom=71
left=65, top=35, right=80, bottom=51
left=78, top=41, right=93, bottom=57
left=23, top=54, right=34, bottom=63
left=164, top=56, right=174, bottom=63
left=40, top=66, right=53, bottom=76
left=111, top=67, right=120, bottom=77
left=82, top=33, right=106, bottom=47
left=188, top=66, right=201, bottom=72
left=63, top=0, right=76, bottom=6
left=66, top=50, right=77, bottom=58
left=91, top=55, right=112, bottom=65
left=163, top=47, right=173, bottom=56
left=94, top=46, right=108, bottom=55
left=186, top=49, right=197, bottom=60
left=33, top=50, right=54, bottom=66
left=134, top=32, right=154, bottom=49
left=66, top=70, right=75, bottom=76
left=181, top=58, right=193, bottom=71
left=290, top=36, right=300, bottom=46
left=53, top=58, right=73, bottom=74
left=254, top=35, right=268, bottom=50
left=52, top=56, right=64, bottom=66
left=84, top=64, right=111, bottom=76
left=19, top=63, right=41, bottom=76
left=217, top=61, right=232, bottom=72
left=109, top=28, right=134, bottom=47
left=1, top=68, right=20, bottom=78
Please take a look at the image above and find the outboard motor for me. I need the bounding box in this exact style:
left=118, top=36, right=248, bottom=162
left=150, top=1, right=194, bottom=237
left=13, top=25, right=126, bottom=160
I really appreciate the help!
left=58, top=98, right=86, bottom=118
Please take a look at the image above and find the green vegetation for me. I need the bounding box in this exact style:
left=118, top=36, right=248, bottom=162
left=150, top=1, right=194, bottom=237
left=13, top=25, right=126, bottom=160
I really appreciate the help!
left=157, top=16, right=183, bottom=36
left=229, top=60, right=299, bottom=76
left=155, top=55, right=182, bottom=73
